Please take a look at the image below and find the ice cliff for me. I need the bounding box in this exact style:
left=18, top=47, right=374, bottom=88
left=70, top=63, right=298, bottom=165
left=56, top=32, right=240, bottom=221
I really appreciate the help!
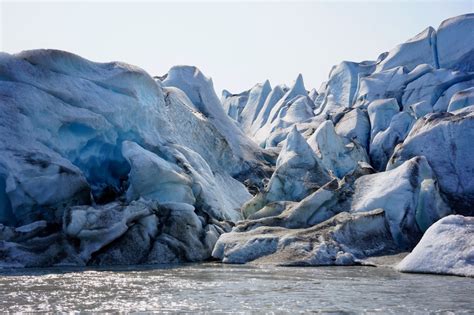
left=0, top=50, right=269, bottom=267
left=0, top=14, right=472, bottom=276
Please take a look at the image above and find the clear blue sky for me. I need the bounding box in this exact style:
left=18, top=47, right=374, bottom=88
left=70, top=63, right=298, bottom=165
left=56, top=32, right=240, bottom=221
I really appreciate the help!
left=1, top=1, right=472, bottom=95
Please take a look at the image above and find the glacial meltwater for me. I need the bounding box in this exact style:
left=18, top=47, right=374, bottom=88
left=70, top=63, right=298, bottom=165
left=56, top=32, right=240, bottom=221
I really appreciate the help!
left=0, top=263, right=472, bottom=313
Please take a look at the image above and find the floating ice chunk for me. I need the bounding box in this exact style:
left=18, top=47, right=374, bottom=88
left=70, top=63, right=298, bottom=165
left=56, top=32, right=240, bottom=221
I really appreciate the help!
left=397, top=215, right=474, bottom=277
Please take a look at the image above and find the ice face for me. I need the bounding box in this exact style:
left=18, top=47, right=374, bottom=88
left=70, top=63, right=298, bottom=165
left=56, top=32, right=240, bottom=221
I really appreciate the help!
left=315, top=61, right=376, bottom=116
left=239, top=80, right=272, bottom=132
left=375, top=27, right=438, bottom=72
left=162, top=65, right=265, bottom=163
left=307, top=120, right=369, bottom=178
left=0, top=51, right=266, bottom=226
left=122, top=141, right=196, bottom=205
left=241, top=127, right=331, bottom=218
left=436, top=14, right=474, bottom=71
left=388, top=108, right=474, bottom=216
left=369, top=112, right=415, bottom=171
left=351, top=156, right=452, bottom=247
left=252, top=75, right=308, bottom=147
left=447, top=87, right=474, bottom=112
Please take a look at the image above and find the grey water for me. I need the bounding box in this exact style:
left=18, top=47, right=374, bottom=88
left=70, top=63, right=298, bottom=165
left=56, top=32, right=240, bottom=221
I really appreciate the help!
left=0, top=263, right=472, bottom=313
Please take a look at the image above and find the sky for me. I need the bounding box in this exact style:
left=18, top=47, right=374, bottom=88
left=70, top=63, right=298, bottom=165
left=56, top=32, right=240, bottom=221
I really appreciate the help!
left=1, top=0, right=472, bottom=95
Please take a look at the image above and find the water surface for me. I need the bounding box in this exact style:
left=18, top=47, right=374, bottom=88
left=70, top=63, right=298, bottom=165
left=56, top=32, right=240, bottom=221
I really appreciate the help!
left=0, top=263, right=472, bottom=313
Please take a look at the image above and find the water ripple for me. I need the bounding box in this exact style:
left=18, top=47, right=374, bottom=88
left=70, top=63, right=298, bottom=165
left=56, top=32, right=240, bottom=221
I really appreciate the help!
left=0, top=263, right=472, bottom=313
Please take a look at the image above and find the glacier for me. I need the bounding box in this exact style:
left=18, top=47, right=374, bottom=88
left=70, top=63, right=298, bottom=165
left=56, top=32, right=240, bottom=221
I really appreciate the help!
left=0, top=14, right=473, bottom=276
